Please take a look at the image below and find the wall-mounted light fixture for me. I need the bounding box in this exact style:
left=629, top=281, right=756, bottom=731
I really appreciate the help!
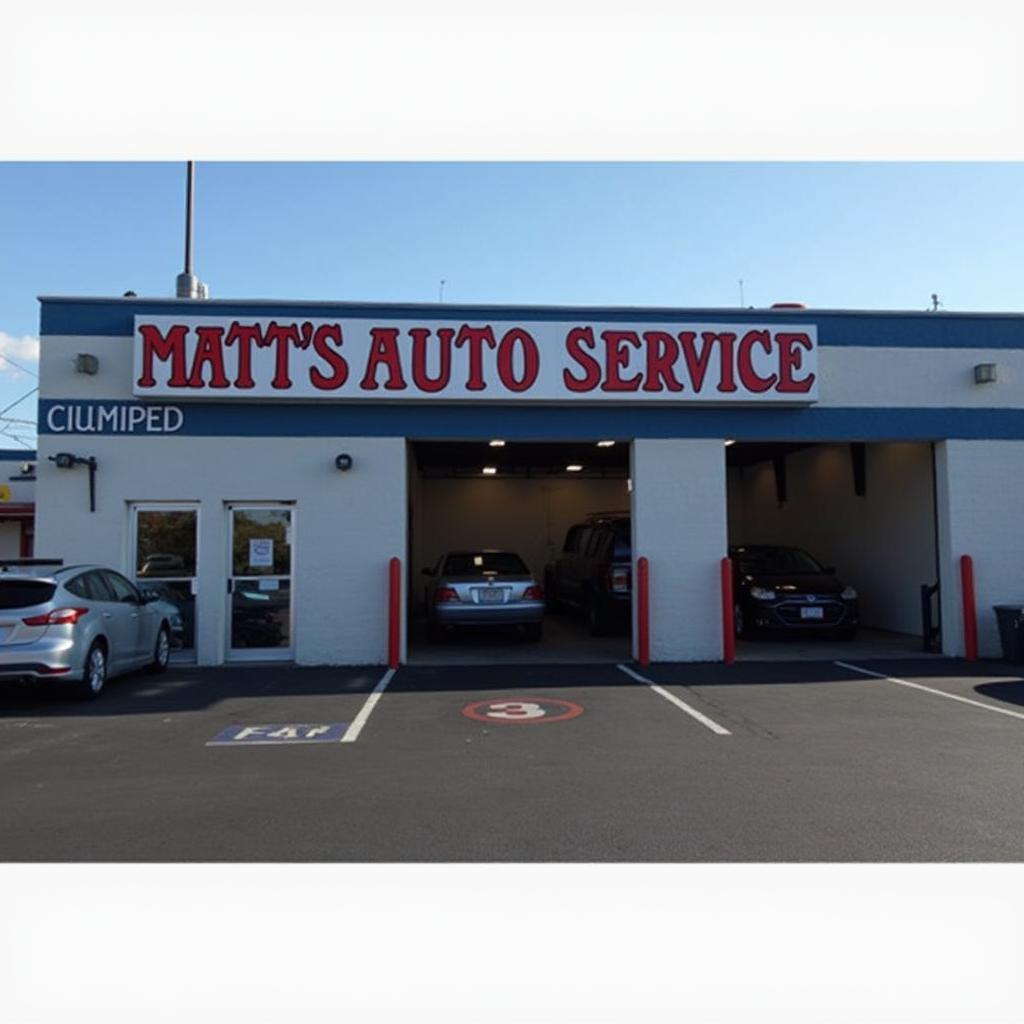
left=48, top=452, right=98, bottom=512
left=74, top=353, right=99, bottom=375
left=974, top=363, right=998, bottom=384
left=334, top=453, right=353, bottom=472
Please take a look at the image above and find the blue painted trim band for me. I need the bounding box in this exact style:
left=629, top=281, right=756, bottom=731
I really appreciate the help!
left=38, top=298, right=1024, bottom=349
left=37, top=399, right=1024, bottom=441
left=0, top=450, right=36, bottom=460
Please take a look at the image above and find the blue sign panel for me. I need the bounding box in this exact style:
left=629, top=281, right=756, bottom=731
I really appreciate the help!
left=207, top=723, right=348, bottom=745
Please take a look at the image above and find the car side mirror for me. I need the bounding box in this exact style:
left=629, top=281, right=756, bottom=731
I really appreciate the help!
left=140, top=589, right=160, bottom=603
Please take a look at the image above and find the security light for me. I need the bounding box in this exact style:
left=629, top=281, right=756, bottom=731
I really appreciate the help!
left=48, top=453, right=98, bottom=512
left=974, top=363, right=997, bottom=384
left=74, top=353, right=99, bottom=375
left=334, top=453, right=353, bottom=471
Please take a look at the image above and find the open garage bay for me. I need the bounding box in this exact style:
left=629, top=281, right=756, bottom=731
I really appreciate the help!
left=408, top=439, right=633, bottom=665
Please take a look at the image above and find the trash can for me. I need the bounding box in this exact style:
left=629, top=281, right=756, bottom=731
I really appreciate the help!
left=993, top=605, right=1024, bottom=663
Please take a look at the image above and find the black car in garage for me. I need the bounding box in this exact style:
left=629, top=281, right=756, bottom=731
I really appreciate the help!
left=545, top=513, right=632, bottom=636
left=730, top=544, right=859, bottom=639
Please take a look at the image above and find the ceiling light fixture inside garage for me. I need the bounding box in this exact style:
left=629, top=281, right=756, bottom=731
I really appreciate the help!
left=596, top=440, right=615, bottom=447
left=488, top=439, right=506, bottom=447
left=566, top=464, right=583, bottom=472
left=724, top=439, right=736, bottom=446
left=482, top=466, right=498, bottom=475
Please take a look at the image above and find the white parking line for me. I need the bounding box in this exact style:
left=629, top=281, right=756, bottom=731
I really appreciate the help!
left=616, top=663, right=731, bottom=736
left=341, top=668, right=396, bottom=743
left=835, top=661, right=1024, bottom=722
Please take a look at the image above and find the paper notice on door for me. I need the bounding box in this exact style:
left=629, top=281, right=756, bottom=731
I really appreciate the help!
left=249, top=538, right=274, bottom=568
left=258, top=578, right=280, bottom=591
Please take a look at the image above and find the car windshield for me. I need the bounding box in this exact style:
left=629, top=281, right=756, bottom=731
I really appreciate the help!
left=735, top=546, right=825, bottom=575
left=443, top=552, right=529, bottom=576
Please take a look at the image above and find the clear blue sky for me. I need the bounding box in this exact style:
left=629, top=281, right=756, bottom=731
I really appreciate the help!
left=2, top=162, right=1022, bottom=446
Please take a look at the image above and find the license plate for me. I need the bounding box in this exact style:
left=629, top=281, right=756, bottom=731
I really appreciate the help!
left=478, top=589, right=504, bottom=603
left=801, top=606, right=824, bottom=620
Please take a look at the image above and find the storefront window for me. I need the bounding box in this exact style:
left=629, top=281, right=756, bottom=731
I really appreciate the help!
left=133, top=506, right=198, bottom=653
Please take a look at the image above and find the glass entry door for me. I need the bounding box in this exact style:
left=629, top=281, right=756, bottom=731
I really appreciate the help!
left=132, top=504, right=198, bottom=659
left=227, top=505, right=294, bottom=660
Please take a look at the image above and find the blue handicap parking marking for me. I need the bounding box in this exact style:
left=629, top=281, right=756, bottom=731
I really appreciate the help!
left=207, top=723, right=348, bottom=745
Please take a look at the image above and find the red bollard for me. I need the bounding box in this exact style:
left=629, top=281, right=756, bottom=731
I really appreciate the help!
left=637, top=556, right=650, bottom=666
left=721, top=556, right=735, bottom=665
left=960, top=554, right=977, bottom=662
left=388, top=556, right=401, bottom=669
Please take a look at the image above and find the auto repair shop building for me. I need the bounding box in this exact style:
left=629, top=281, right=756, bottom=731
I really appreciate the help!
left=35, top=296, right=1024, bottom=665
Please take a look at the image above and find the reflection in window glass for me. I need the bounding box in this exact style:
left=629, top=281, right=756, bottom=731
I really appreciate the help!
left=231, top=580, right=291, bottom=649
left=137, top=580, right=195, bottom=650
left=136, top=510, right=198, bottom=577
left=134, top=508, right=198, bottom=651
left=231, top=509, right=291, bottom=576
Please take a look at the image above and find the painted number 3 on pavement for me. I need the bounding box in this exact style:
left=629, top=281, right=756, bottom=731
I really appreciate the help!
left=462, top=697, right=584, bottom=724
left=486, top=701, right=546, bottom=719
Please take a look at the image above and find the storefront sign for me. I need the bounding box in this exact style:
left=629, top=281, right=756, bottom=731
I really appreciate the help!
left=134, top=316, right=818, bottom=403
left=45, top=401, right=184, bottom=434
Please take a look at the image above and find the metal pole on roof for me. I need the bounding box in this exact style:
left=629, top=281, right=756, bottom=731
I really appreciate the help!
left=184, top=161, right=194, bottom=275
left=175, top=161, right=209, bottom=299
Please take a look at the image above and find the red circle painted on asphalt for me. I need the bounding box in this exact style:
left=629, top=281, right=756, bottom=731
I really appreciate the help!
left=462, top=697, right=584, bottom=724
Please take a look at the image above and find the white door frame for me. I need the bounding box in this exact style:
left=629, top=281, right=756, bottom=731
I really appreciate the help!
left=225, top=502, right=296, bottom=662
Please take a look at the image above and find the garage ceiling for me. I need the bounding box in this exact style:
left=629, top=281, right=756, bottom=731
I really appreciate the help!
left=411, top=440, right=819, bottom=477
left=412, top=440, right=629, bottom=478
left=726, top=442, right=817, bottom=468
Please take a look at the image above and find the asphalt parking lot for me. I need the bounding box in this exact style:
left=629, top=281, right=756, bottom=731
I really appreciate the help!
left=1, top=655, right=1023, bottom=861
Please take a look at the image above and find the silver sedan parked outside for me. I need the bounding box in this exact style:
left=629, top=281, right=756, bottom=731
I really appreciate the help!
left=423, top=550, right=545, bottom=642
left=0, top=561, right=174, bottom=699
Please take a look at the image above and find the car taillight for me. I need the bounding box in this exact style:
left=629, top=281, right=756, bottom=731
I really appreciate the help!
left=22, top=607, right=90, bottom=626
left=434, top=587, right=459, bottom=604
left=523, top=585, right=544, bottom=601
left=608, top=568, right=631, bottom=593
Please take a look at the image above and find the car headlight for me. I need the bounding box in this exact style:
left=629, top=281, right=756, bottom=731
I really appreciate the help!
left=749, top=586, right=776, bottom=601
left=841, top=586, right=858, bottom=600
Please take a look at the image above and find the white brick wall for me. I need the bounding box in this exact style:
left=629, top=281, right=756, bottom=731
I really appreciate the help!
left=36, top=434, right=407, bottom=666
left=936, top=440, right=1024, bottom=658
left=632, top=439, right=726, bottom=662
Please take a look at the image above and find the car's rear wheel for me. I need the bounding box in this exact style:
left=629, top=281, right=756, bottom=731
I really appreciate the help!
left=74, top=641, right=107, bottom=700
left=148, top=625, right=171, bottom=674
